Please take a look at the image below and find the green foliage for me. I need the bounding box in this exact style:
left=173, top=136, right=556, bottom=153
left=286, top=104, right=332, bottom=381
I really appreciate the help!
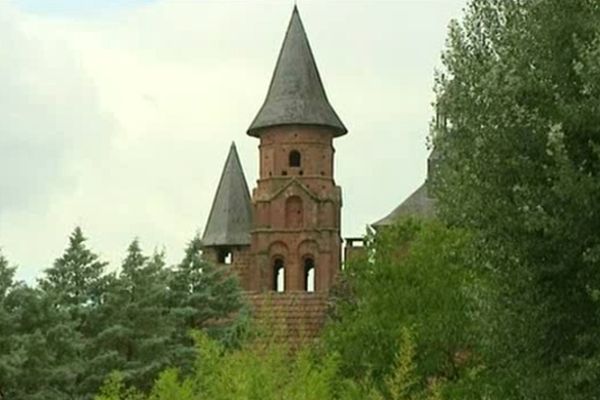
left=84, top=240, right=174, bottom=393
left=5, top=4, right=600, bottom=398
left=148, top=369, right=195, bottom=400
left=433, top=0, right=600, bottom=397
left=385, top=328, right=418, bottom=400
left=168, top=236, right=248, bottom=373
left=0, top=251, right=16, bottom=399
left=101, top=331, right=280, bottom=399
left=39, top=227, right=109, bottom=310
left=0, top=229, right=245, bottom=399
left=326, top=220, right=474, bottom=390
left=95, top=372, right=144, bottom=400
left=97, top=329, right=443, bottom=400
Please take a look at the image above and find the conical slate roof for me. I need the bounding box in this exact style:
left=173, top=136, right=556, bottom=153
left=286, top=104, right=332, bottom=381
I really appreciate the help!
left=247, top=6, right=347, bottom=136
left=202, top=143, right=253, bottom=246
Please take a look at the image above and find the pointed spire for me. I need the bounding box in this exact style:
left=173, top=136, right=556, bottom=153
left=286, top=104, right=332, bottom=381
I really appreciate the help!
left=248, top=6, right=347, bottom=137
left=202, top=143, right=253, bottom=246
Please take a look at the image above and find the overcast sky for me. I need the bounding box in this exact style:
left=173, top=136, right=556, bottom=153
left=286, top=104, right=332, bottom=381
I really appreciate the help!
left=1, top=0, right=466, bottom=283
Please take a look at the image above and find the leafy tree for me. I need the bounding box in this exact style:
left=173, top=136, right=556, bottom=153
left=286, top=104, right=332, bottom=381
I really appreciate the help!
left=325, top=221, right=475, bottom=393
left=94, top=372, right=144, bottom=400
left=96, top=329, right=444, bottom=400
left=433, top=0, right=600, bottom=397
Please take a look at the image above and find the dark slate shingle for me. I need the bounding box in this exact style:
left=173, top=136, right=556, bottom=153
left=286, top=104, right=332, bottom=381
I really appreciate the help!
left=202, top=143, right=253, bottom=246
left=372, top=182, right=437, bottom=227
left=247, top=6, right=347, bottom=136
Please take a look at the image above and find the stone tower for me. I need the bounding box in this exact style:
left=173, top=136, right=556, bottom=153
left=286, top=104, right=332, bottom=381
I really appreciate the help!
left=201, top=6, right=346, bottom=341
left=203, top=7, right=345, bottom=298
left=246, top=6, right=347, bottom=293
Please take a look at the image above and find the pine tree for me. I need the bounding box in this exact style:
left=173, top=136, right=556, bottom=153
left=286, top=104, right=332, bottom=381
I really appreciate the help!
left=0, top=251, right=16, bottom=399
left=35, top=227, right=109, bottom=398
left=169, top=236, right=246, bottom=372
left=84, top=240, right=174, bottom=394
left=2, top=281, right=75, bottom=399
left=39, top=227, right=108, bottom=312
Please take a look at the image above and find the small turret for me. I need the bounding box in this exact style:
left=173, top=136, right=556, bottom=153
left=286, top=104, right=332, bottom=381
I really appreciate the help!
left=202, top=143, right=252, bottom=266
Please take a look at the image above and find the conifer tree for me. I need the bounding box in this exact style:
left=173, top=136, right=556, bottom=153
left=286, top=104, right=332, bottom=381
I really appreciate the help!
left=2, top=276, right=76, bottom=399
left=0, top=251, right=15, bottom=399
left=39, top=227, right=109, bottom=318
left=169, top=236, right=246, bottom=371
left=84, top=240, right=174, bottom=394
left=36, top=227, right=109, bottom=398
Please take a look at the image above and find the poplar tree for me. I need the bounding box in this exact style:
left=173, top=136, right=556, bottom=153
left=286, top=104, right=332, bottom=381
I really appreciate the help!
left=433, top=0, right=600, bottom=397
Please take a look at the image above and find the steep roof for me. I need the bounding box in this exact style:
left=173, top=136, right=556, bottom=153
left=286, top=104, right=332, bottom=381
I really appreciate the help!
left=202, top=143, right=253, bottom=246
left=372, top=182, right=437, bottom=228
left=247, top=6, right=347, bottom=137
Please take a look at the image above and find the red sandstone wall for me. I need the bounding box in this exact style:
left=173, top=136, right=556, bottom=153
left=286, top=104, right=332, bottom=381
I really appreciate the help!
left=250, top=125, right=343, bottom=293
left=203, top=246, right=254, bottom=290
left=258, top=125, right=335, bottom=182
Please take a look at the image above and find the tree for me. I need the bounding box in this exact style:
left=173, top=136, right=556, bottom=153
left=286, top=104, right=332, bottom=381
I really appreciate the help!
left=0, top=251, right=16, bottom=399
left=35, top=227, right=109, bottom=398
left=169, top=236, right=247, bottom=365
left=433, top=0, right=600, bottom=397
left=83, top=240, right=174, bottom=394
left=39, top=227, right=109, bottom=312
left=325, top=221, right=475, bottom=393
left=1, top=279, right=76, bottom=399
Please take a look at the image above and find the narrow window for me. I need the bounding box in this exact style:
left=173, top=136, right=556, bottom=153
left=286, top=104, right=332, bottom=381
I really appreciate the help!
left=304, top=257, right=315, bottom=292
left=273, top=258, right=285, bottom=292
left=218, top=248, right=233, bottom=264
left=289, top=150, right=301, bottom=167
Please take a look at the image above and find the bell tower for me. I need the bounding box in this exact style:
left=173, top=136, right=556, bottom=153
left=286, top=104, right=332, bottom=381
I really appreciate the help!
left=247, top=6, right=347, bottom=293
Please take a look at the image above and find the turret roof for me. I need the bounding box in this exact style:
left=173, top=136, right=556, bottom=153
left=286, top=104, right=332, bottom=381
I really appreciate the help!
left=202, top=143, right=252, bottom=246
left=247, top=6, right=347, bottom=136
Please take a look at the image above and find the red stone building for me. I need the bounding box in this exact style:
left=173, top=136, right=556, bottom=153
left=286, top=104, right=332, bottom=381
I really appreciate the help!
left=201, top=7, right=346, bottom=338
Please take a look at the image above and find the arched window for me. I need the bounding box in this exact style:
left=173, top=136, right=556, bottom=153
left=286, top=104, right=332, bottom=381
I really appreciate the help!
left=273, top=258, right=285, bottom=292
left=304, top=257, right=315, bottom=292
left=285, top=196, right=303, bottom=228
left=217, top=247, right=232, bottom=264
left=289, top=150, right=301, bottom=167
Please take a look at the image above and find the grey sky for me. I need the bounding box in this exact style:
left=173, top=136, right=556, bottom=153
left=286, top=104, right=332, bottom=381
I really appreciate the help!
left=1, top=0, right=466, bottom=282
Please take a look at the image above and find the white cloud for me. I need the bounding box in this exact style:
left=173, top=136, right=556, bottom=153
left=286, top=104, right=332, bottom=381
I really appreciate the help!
left=0, top=0, right=466, bottom=282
